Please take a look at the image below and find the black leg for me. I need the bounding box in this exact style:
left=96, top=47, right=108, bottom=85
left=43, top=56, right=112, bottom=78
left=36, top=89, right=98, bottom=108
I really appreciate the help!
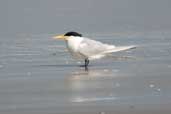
left=86, top=59, right=89, bottom=66
left=85, top=59, right=90, bottom=67
left=84, top=59, right=89, bottom=71
left=85, top=59, right=87, bottom=67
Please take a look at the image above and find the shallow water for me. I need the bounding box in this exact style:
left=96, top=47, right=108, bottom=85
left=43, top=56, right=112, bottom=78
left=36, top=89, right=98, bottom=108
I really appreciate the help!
left=0, top=31, right=171, bottom=114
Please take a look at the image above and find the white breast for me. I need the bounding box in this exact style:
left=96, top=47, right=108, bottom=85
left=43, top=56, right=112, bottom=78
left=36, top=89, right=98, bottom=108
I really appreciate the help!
left=66, top=36, right=85, bottom=59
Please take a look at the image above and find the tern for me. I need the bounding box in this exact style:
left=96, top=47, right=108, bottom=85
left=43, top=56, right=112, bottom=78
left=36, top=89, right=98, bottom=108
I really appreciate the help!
left=53, top=31, right=136, bottom=69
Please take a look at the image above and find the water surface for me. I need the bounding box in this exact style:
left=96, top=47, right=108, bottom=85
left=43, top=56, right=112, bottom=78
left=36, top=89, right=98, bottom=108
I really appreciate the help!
left=0, top=31, right=171, bottom=114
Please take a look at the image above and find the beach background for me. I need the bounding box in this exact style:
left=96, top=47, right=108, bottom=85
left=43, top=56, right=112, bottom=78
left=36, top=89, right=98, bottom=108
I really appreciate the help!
left=1, top=0, right=171, bottom=114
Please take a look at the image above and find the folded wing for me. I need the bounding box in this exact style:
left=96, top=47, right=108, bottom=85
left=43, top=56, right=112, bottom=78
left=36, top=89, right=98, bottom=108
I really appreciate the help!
left=78, top=38, right=136, bottom=59
left=78, top=38, right=115, bottom=57
left=102, top=45, right=136, bottom=54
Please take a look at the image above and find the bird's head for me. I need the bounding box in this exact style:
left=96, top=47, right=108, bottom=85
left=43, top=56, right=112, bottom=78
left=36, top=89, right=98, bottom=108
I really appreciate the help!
left=53, top=31, right=82, bottom=40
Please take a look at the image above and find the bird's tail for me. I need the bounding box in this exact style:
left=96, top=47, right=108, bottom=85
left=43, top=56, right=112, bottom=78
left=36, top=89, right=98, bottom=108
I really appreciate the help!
left=103, top=45, right=137, bottom=54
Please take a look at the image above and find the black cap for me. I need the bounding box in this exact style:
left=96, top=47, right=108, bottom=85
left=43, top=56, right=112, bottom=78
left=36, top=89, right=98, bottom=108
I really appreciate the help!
left=64, top=32, right=82, bottom=37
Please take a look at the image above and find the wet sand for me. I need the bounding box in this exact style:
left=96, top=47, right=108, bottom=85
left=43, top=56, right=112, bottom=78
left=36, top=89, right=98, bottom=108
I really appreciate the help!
left=0, top=31, right=171, bottom=114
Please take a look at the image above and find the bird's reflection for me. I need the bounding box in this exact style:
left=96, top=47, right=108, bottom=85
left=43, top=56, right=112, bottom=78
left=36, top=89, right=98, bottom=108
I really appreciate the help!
left=67, top=68, right=119, bottom=103
left=64, top=55, right=134, bottom=103
left=69, top=68, right=117, bottom=80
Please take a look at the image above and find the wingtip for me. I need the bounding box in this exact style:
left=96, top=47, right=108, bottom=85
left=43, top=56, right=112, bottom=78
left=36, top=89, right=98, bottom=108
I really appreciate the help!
left=130, top=45, right=137, bottom=49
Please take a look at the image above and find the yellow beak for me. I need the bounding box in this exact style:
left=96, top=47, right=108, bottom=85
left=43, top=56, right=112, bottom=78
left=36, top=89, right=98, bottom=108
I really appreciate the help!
left=53, top=34, right=68, bottom=40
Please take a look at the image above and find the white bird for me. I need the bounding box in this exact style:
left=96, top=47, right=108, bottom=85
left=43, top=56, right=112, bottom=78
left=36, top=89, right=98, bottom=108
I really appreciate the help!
left=53, top=31, right=136, bottom=68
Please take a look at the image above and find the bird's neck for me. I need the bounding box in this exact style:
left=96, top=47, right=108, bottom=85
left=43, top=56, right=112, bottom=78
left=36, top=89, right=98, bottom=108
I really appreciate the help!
left=66, top=36, right=83, bottom=52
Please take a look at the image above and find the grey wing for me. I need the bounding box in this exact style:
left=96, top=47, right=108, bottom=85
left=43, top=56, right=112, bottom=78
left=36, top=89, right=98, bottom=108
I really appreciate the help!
left=78, top=38, right=114, bottom=57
